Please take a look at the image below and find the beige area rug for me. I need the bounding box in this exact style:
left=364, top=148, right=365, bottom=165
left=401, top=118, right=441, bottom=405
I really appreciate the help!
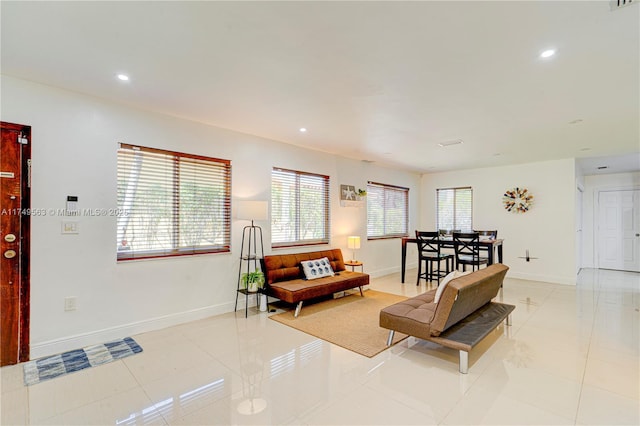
left=269, top=290, right=408, bottom=357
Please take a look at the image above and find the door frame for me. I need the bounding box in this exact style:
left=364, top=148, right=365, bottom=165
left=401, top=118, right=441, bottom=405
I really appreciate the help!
left=593, top=184, right=640, bottom=271
left=1, top=121, right=31, bottom=363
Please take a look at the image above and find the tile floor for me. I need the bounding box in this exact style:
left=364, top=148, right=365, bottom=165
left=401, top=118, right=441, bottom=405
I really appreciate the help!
left=1, top=268, right=638, bottom=425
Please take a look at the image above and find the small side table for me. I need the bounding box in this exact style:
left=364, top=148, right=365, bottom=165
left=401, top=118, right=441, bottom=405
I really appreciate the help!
left=345, top=261, right=364, bottom=272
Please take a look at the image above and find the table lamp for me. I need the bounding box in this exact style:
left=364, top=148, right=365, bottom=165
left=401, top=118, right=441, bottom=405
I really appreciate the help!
left=347, top=236, right=360, bottom=262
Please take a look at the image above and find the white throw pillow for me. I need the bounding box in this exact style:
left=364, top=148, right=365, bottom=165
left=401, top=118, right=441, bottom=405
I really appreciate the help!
left=301, top=257, right=335, bottom=280
left=434, top=270, right=471, bottom=303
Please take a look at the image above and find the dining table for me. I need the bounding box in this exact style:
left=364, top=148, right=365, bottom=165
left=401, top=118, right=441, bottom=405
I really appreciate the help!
left=401, top=236, right=504, bottom=283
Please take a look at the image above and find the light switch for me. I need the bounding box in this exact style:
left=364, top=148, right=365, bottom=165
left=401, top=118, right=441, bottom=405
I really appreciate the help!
left=61, top=221, right=79, bottom=234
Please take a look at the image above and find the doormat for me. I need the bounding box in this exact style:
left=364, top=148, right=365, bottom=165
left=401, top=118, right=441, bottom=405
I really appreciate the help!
left=23, top=337, right=142, bottom=386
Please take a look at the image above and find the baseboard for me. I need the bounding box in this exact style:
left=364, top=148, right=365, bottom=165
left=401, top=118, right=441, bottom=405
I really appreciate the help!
left=368, top=262, right=418, bottom=279
left=507, top=271, right=577, bottom=286
left=30, top=302, right=234, bottom=359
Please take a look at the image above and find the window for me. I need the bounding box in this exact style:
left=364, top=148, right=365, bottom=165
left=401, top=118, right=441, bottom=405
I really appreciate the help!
left=271, top=167, right=330, bottom=247
left=436, top=187, right=472, bottom=232
left=367, top=182, right=409, bottom=239
left=117, top=144, right=231, bottom=260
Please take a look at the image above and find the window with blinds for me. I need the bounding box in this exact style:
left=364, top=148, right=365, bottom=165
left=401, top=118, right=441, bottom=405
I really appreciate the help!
left=366, top=182, right=409, bottom=239
left=117, top=144, right=231, bottom=260
left=271, top=167, right=330, bottom=247
left=436, top=187, right=473, bottom=232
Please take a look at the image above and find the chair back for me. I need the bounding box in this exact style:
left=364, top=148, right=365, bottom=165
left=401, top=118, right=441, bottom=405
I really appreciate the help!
left=453, top=232, right=481, bottom=265
left=415, top=231, right=441, bottom=257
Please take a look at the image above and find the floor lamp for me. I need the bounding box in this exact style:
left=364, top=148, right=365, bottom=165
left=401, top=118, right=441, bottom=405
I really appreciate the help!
left=235, top=200, right=268, bottom=316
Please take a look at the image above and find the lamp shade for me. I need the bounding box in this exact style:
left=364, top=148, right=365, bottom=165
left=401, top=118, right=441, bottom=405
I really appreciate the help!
left=237, top=200, right=268, bottom=221
left=347, top=236, right=361, bottom=250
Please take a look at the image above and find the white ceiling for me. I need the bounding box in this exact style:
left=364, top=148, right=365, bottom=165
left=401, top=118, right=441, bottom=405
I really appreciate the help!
left=2, top=1, right=639, bottom=175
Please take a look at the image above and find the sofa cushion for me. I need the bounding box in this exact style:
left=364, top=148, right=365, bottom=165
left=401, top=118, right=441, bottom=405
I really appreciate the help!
left=300, top=257, right=335, bottom=280
left=268, top=271, right=368, bottom=304
left=263, top=249, right=346, bottom=285
left=379, top=289, right=437, bottom=341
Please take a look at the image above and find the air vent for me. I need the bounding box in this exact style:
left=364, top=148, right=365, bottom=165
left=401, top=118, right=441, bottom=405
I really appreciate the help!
left=611, top=0, right=635, bottom=10
left=438, top=139, right=464, bottom=147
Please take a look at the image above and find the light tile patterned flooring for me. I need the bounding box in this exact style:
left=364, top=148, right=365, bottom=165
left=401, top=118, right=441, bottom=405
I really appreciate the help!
left=1, top=268, right=638, bottom=425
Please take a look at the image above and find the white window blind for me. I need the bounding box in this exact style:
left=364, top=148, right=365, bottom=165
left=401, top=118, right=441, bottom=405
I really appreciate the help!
left=271, top=167, right=330, bottom=247
left=117, top=144, right=231, bottom=260
left=436, top=187, right=472, bottom=232
left=366, top=182, right=409, bottom=239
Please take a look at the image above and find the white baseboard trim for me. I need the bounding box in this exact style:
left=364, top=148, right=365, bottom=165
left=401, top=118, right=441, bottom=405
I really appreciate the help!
left=507, top=271, right=577, bottom=286
left=369, top=266, right=398, bottom=278
left=30, top=302, right=234, bottom=359
left=368, top=262, right=418, bottom=279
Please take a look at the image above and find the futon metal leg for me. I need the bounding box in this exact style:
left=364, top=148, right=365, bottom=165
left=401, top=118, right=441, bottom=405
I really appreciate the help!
left=386, top=330, right=395, bottom=346
left=359, top=286, right=363, bottom=297
left=459, top=351, right=469, bottom=374
left=506, top=314, right=512, bottom=326
left=294, top=301, right=303, bottom=318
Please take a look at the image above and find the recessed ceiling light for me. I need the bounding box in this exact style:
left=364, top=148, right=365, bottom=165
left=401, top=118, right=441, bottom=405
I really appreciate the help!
left=299, top=127, right=307, bottom=133
left=117, top=74, right=130, bottom=81
left=540, top=49, right=556, bottom=58
left=438, top=139, right=464, bottom=147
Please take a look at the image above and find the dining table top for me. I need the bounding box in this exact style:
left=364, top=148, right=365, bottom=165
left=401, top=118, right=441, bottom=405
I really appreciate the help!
left=402, top=236, right=503, bottom=245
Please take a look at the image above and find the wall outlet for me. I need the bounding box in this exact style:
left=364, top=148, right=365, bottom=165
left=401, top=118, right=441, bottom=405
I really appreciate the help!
left=64, top=296, right=77, bottom=311
left=61, top=221, right=79, bottom=234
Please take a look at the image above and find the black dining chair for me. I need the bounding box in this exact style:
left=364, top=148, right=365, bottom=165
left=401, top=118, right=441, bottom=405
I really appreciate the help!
left=474, top=230, right=498, bottom=263
left=453, top=232, right=489, bottom=272
left=415, top=231, right=454, bottom=285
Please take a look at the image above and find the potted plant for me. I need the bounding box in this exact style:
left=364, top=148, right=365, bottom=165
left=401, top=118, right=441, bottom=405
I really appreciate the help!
left=241, top=270, right=265, bottom=293
left=357, top=188, right=367, bottom=201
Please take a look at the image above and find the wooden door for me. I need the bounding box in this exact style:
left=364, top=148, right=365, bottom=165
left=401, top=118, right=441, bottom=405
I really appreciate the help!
left=1, top=121, right=31, bottom=366
left=598, top=189, right=640, bottom=272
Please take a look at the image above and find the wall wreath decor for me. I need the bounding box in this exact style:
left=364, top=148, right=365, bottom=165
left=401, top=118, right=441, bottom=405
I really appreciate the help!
left=503, top=187, right=533, bottom=213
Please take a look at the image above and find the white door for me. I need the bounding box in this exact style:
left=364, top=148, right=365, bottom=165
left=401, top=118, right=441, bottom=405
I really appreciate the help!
left=598, top=190, right=640, bottom=272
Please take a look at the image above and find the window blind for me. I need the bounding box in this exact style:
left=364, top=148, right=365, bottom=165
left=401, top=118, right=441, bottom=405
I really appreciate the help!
left=117, top=144, right=231, bottom=260
left=366, top=182, right=409, bottom=239
left=436, top=187, right=472, bottom=232
left=271, top=167, right=330, bottom=247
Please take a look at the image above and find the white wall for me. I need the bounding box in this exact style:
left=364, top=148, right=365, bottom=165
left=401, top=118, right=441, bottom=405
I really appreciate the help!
left=1, top=75, right=420, bottom=357
left=420, top=159, right=577, bottom=285
left=581, top=171, right=640, bottom=268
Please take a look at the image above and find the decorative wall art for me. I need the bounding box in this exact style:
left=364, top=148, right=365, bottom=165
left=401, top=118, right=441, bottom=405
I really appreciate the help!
left=340, top=185, right=357, bottom=201
left=340, top=184, right=366, bottom=207
left=503, top=187, right=533, bottom=213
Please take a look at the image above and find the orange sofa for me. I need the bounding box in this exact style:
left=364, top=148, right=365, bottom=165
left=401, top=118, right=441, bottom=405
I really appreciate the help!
left=262, top=248, right=369, bottom=317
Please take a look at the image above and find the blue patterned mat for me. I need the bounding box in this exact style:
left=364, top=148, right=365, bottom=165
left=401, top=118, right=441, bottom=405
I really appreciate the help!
left=23, top=337, right=142, bottom=386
